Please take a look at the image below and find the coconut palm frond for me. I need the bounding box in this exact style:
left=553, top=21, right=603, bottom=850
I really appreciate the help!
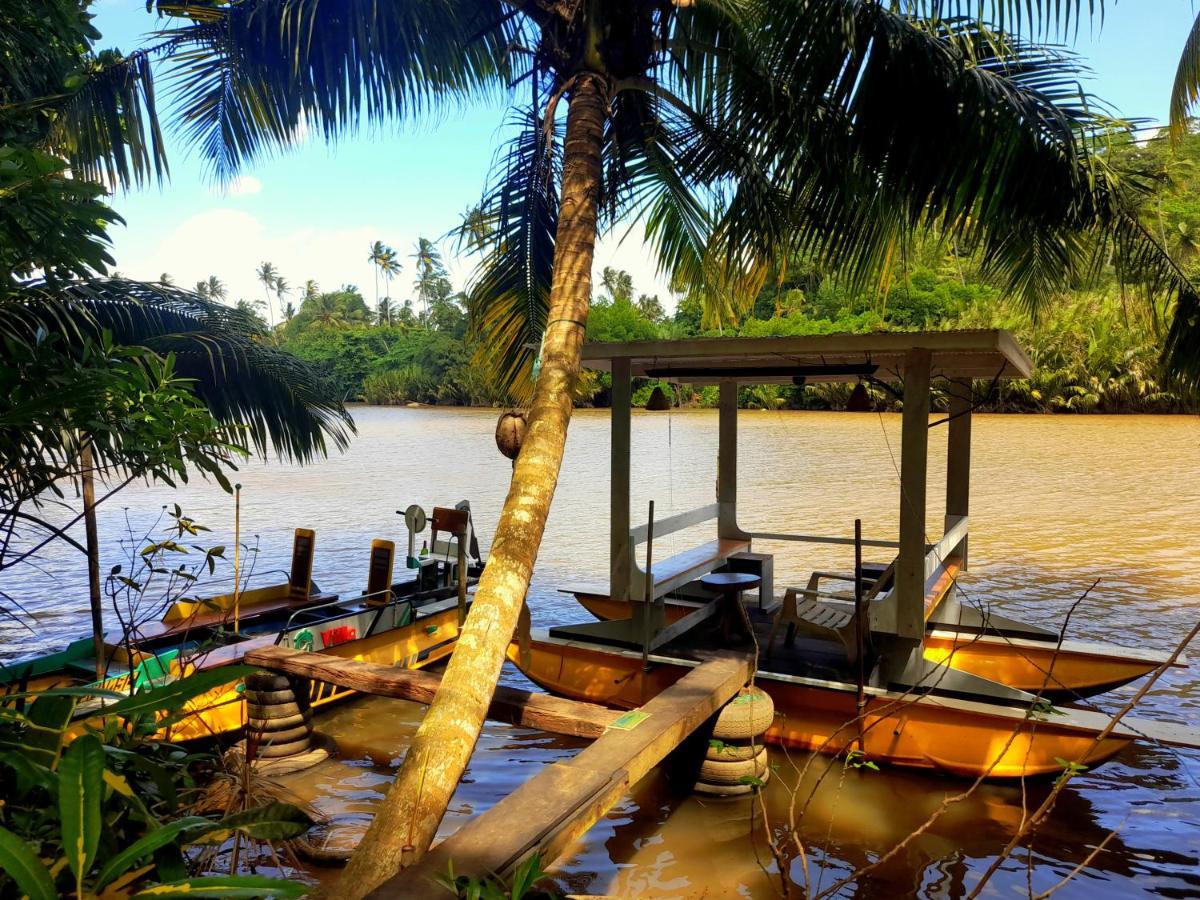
left=465, top=110, right=559, bottom=402
left=1170, top=13, right=1200, bottom=146
left=2, top=279, right=355, bottom=461
left=49, top=50, right=169, bottom=190
left=151, top=0, right=519, bottom=179
left=895, top=1, right=1105, bottom=37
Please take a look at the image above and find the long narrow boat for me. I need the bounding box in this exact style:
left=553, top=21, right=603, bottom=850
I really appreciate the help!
left=1, top=504, right=484, bottom=742
left=527, top=332, right=1198, bottom=778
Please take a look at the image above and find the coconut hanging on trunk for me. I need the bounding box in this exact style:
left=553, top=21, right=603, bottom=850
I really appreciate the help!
left=495, top=410, right=528, bottom=460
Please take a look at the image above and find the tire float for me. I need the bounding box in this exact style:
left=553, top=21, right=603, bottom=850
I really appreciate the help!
left=239, top=672, right=331, bottom=774
left=695, top=686, right=773, bottom=797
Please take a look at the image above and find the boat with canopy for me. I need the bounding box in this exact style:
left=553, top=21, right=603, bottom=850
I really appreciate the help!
left=508, top=330, right=1198, bottom=777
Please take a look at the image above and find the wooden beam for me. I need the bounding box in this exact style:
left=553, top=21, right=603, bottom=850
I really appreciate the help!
left=244, top=646, right=621, bottom=740
left=370, top=652, right=753, bottom=898
left=894, top=347, right=931, bottom=640
left=945, top=378, right=972, bottom=568
left=611, top=357, right=632, bottom=604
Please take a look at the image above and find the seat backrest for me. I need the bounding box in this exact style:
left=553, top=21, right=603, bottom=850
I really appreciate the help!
left=366, top=539, right=396, bottom=606
left=289, top=528, right=316, bottom=599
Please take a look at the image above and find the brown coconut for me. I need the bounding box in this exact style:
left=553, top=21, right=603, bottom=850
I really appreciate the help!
left=495, top=410, right=528, bottom=460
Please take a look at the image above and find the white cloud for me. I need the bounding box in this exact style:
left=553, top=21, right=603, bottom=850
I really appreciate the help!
left=113, top=207, right=676, bottom=321
left=209, top=175, right=263, bottom=198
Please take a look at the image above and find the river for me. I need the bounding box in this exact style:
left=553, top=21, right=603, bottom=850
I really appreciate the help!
left=3, top=407, right=1198, bottom=897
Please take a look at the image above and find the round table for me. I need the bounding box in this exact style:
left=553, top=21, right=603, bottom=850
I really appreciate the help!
left=699, top=572, right=761, bottom=644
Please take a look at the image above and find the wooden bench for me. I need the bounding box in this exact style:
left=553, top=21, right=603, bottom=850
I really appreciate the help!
left=638, top=538, right=750, bottom=600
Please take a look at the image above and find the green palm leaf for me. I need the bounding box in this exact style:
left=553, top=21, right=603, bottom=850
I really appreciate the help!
left=2, top=280, right=353, bottom=462
left=1170, top=13, right=1200, bottom=145
left=58, top=733, right=104, bottom=894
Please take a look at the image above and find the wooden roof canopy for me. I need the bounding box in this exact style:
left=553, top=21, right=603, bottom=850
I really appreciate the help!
left=581, top=329, right=1033, bottom=384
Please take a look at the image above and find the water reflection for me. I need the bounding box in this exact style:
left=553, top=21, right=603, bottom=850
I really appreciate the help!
left=3, top=408, right=1198, bottom=896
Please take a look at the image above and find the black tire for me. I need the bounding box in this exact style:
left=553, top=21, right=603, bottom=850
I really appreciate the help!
left=247, top=710, right=311, bottom=731
left=252, top=736, right=312, bottom=758
left=245, top=722, right=312, bottom=744
left=694, top=767, right=771, bottom=796
left=706, top=739, right=765, bottom=762
left=697, top=748, right=769, bottom=785
left=245, top=700, right=305, bottom=720
left=712, top=687, right=775, bottom=741
left=244, top=689, right=297, bottom=706
left=245, top=673, right=291, bottom=692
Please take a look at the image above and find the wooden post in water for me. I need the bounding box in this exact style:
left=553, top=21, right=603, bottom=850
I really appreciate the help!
left=80, top=443, right=105, bottom=680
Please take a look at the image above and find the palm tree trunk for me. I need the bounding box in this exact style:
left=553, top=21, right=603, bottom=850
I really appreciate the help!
left=333, top=71, right=608, bottom=898
left=80, top=443, right=106, bottom=680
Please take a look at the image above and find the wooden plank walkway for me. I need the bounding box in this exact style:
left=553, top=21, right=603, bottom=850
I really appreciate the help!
left=368, top=651, right=753, bottom=899
left=243, top=645, right=621, bottom=739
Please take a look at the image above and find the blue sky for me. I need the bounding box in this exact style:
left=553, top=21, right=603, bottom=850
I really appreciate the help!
left=92, top=1, right=1196, bottom=314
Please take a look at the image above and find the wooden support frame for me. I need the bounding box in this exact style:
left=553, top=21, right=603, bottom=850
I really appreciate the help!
left=370, top=652, right=753, bottom=898
left=243, top=646, right=621, bottom=739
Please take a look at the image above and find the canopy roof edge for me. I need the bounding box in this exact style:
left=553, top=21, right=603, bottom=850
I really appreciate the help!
left=582, top=330, right=1032, bottom=383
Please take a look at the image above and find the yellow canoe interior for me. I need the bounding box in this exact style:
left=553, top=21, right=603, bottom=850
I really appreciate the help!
left=507, top=635, right=1134, bottom=779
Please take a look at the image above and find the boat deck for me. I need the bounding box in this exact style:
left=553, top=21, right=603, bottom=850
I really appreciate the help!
left=652, top=600, right=858, bottom=684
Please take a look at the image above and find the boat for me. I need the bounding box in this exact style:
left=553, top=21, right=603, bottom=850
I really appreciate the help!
left=513, top=331, right=1198, bottom=778
left=0, top=502, right=485, bottom=742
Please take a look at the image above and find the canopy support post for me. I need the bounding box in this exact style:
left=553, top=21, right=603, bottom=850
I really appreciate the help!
left=945, top=379, right=972, bottom=569
left=717, top=380, right=747, bottom=541
left=894, top=347, right=931, bottom=642
left=610, top=357, right=632, bottom=603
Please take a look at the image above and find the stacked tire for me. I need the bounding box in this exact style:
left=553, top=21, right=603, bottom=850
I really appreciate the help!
left=244, top=672, right=313, bottom=759
left=696, top=686, right=773, bottom=797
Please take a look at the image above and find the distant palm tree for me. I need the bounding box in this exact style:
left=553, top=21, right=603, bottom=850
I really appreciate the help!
left=379, top=252, right=400, bottom=324
left=284, top=301, right=296, bottom=322
left=194, top=280, right=209, bottom=299
left=159, top=272, right=173, bottom=285
left=303, top=279, right=320, bottom=303
left=256, top=261, right=278, bottom=326
left=411, top=237, right=445, bottom=321
left=273, top=275, right=290, bottom=324
left=206, top=275, right=227, bottom=302
left=367, top=241, right=393, bottom=308
left=376, top=298, right=392, bottom=326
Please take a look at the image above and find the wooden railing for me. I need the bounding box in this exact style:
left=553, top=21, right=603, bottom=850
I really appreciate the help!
left=750, top=531, right=900, bottom=549
left=630, top=502, right=718, bottom=545
left=925, top=515, right=968, bottom=579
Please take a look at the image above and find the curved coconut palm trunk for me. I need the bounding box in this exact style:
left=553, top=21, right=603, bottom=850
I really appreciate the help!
left=335, top=72, right=608, bottom=897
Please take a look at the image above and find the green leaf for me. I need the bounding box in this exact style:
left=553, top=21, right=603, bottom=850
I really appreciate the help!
left=59, top=733, right=105, bottom=892
left=97, top=665, right=255, bottom=720
left=188, top=802, right=315, bottom=845
left=93, top=816, right=212, bottom=890
left=132, top=875, right=310, bottom=898
left=22, top=693, right=76, bottom=768
left=0, top=825, right=57, bottom=900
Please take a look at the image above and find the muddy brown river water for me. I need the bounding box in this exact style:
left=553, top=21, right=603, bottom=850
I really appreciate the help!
left=3, top=407, right=1198, bottom=897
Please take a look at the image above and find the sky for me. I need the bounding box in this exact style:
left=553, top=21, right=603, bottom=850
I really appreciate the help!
left=90, top=1, right=1197, bottom=315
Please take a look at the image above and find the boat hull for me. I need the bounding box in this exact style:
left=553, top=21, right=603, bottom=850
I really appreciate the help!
left=573, top=592, right=1168, bottom=699
left=507, top=633, right=1135, bottom=779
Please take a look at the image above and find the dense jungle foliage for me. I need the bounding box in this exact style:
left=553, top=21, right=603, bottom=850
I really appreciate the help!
left=260, top=127, right=1200, bottom=414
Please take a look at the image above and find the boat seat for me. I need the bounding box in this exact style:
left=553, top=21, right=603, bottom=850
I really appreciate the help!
left=645, top=538, right=750, bottom=599
left=767, top=562, right=896, bottom=663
